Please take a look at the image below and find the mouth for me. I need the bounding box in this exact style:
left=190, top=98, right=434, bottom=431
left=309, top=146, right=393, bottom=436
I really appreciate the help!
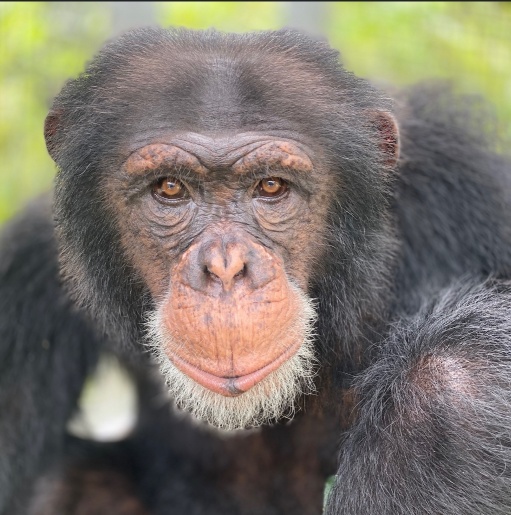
left=170, top=341, right=302, bottom=397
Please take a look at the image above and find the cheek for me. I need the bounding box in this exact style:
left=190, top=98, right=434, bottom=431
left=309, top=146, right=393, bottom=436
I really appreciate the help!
left=252, top=197, right=301, bottom=228
left=116, top=204, right=195, bottom=299
left=254, top=202, right=329, bottom=289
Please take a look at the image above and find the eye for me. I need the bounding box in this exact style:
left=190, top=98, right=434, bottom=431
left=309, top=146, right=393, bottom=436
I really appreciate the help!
left=152, top=177, right=189, bottom=202
left=255, top=177, right=288, bottom=199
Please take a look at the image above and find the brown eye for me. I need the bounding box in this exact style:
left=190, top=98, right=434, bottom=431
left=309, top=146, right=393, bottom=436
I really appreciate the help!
left=256, top=177, right=288, bottom=198
left=153, top=177, right=188, bottom=201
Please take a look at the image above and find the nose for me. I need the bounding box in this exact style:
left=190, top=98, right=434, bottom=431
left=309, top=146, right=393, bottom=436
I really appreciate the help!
left=203, top=242, right=247, bottom=291
left=179, top=231, right=277, bottom=295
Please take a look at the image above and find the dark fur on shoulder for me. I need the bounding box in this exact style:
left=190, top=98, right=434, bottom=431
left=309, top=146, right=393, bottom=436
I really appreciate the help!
left=327, top=281, right=511, bottom=514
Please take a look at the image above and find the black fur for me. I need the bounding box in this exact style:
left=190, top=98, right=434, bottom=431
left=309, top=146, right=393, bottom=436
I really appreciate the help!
left=326, top=282, right=511, bottom=514
left=0, top=198, right=100, bottom=513
left=1, top=28, right=511, bottom=514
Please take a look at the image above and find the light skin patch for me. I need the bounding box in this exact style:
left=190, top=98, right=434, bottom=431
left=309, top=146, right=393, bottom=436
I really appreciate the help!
left=397, top=353, right=478, bottom=427
left=409, top=354, right=476, bottom=397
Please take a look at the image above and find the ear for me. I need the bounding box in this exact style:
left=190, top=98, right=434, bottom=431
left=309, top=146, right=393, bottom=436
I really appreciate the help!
left=372, top=111, right=400, bottom=169
left=44, top=109, right=63, bottom=162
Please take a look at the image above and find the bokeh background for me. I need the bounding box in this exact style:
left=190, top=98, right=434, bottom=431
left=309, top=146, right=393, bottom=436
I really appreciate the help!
left=1, top=1, right=510, bottom=224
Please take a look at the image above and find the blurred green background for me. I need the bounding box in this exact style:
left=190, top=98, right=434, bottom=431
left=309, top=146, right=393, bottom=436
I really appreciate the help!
left=1, top=1, right=510, bottom=223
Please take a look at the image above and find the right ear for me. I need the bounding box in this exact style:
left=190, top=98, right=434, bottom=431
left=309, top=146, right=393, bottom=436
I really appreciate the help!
left=371, top=110, right=400, bottom=170
left=44, top=109, right=63, bottom=162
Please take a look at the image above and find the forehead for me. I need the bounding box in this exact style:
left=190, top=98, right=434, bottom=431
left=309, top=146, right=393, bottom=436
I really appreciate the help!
left=102, top=38, right=338, bottom=139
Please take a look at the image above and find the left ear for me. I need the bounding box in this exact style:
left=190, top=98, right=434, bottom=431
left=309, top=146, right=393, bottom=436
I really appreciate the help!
left=44, top=108, right=64, bottom=163
left=372, top=110, right=400, bottom=169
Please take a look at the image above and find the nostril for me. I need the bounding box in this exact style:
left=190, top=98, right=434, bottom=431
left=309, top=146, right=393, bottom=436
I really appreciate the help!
left=199, top=242, right=249, bottom=290
left=234, top=264, right=246, bottom=279
left=204, top=264, right=220, bottom=282
left=206, top=264, right=245, bottom=278
left=203, top=261, right=246, bottom=289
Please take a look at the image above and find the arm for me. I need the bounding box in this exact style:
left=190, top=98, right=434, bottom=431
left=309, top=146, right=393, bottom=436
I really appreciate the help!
left=326, top=281, right=511, bottom=514
left=0, top=198, right=100, bottom=513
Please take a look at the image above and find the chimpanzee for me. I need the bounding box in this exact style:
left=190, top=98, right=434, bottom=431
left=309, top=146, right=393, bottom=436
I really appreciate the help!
left=2, top=27, right=511, bottom=515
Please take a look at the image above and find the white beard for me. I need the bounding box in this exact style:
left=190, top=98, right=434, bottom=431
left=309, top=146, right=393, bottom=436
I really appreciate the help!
left=145, top=287, right=318, bottom=431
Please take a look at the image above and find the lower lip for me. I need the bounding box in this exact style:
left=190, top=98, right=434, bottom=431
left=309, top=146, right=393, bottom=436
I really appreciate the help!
left=170, top=342, right=301, bottom=397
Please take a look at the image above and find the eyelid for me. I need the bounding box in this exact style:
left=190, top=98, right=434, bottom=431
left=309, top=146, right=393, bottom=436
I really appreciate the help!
left=252, top=178, right=290, bottom=203
left=248, top=169, right=313, bottom=193
left=152, top=176, right=191, bottom=203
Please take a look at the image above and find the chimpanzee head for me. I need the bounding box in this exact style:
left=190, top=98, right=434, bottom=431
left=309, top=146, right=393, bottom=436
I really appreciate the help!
left=45, top=28, right=399, bottom=429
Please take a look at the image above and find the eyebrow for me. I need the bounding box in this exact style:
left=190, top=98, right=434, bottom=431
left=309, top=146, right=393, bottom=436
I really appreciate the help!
left=123, top=144, right=209, bottom=177
left=123, top=139, right=313, bottom=178
left=231, top=141, right=313, bottom=175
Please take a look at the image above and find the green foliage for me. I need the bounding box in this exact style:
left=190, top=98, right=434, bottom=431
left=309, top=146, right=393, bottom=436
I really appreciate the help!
left=0, top=2, right=109, bottom=222
left=155, top=2, right=283, bottom=32
left=326, top=2, right=511, bottom=135
left=1, top=2, right=510, bottom=223
left=323, top=475, right=335, bottom=510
